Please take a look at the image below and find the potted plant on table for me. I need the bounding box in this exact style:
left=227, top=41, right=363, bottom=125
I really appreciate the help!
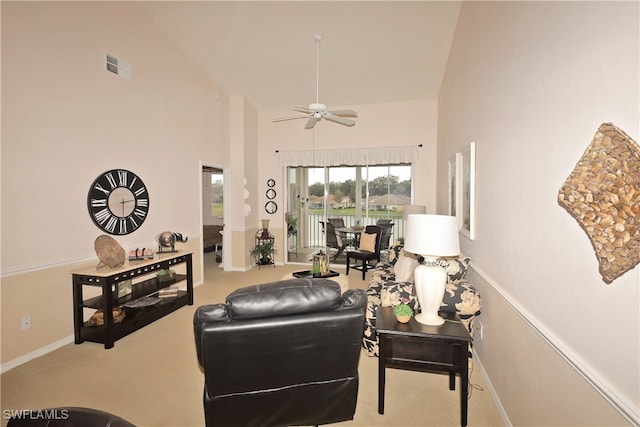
left=310, top=264, right=322, bottom=278
left=156, top=268, right=175, bottom=284
left=250, top=241, right=277, bottom=266
left=393, top=303, right=414, bottom=323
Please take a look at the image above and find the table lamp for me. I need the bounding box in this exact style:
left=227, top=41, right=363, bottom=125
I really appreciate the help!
left=402, top=205, right=426, bottom=241
left=403, top=214, right=460, bottom=326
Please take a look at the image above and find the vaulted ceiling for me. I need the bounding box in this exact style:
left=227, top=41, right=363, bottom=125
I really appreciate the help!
left=136, top=1, right=462, bottom=112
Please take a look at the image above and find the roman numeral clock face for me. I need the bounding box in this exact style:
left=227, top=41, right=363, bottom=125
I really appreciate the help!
left=87, top=169, right=149, bottom=235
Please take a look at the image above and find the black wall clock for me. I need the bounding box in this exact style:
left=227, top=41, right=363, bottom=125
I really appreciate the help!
left=87, top=169, right=149, bottom=235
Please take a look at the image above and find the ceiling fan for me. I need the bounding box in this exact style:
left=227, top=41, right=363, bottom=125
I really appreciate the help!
left=273, top=34, right=358, bottom=130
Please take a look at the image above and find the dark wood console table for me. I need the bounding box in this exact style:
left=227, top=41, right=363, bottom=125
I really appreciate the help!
left=72, top=251, right=193, bottom=349
left=376, top=306, right=472, bottom=426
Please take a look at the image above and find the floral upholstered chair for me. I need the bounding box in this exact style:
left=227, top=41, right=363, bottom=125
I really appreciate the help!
left=362, top=243, right=482, bottom=357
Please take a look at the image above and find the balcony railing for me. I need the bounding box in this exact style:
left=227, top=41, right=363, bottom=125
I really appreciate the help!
left=304, top=212, right=405, bottom=248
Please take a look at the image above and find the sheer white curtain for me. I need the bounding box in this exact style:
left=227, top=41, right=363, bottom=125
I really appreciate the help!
left=278, top=145, right=420, bottom=167
left=281, top=145, right=419, bottom=260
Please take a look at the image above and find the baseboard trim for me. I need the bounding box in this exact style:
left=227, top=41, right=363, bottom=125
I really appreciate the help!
left=473, top=351, right=513, bottom=427
left=3, top=280, right=205, bottom=374
left=1, top=335, right=74, bottom=374
left=471, top=262, right=640, bottom=426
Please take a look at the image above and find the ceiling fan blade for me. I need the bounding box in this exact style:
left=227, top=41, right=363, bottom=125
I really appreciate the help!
left=292, top=105, right=311, bottom=114
left=274, top=37, right=358, bottom=131
left=272, top=115, right=308, bottom=122
left=327, top=109, right=358, bottom=117
left=325, top=114, right=356, bottom=127
left=305, top=117, right=320, bottom=129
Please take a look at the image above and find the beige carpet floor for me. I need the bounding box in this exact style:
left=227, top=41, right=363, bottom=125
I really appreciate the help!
left=1, top=253, right=504, bottom=426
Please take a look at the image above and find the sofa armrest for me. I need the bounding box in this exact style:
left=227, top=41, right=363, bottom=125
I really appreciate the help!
left=370, top=262, right=395, bottom=282
left=193, top=303, right=229, bottom=366
left=338, top=289, right=367, bottom=311
left=443, top=279, right=482, bottom=316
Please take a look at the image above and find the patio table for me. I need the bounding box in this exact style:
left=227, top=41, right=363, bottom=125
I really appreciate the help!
left=336, top=227, right=363, bottom=248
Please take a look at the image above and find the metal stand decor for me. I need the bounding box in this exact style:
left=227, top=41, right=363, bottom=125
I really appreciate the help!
left=155, top=231, right=188, bottom=254
left=253, top=220, right=276, bottom=268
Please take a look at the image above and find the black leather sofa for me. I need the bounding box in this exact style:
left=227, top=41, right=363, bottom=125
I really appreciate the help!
left=193, top=278, right=366, bottom=427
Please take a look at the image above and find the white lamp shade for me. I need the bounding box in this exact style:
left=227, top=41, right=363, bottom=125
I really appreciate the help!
left=404, top=214, right=460, bottom=257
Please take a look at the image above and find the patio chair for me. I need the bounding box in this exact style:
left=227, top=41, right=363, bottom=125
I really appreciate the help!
left=320, top=221, right=346, bottom=260
left=375, top=219, right=394, bottom=252
left=328, top=218, right=355, bottom=248
left=346, top=225, right=383, bottom=280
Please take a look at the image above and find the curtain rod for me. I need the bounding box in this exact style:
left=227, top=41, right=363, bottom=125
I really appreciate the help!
left=275, top=144, right=422, bottom=153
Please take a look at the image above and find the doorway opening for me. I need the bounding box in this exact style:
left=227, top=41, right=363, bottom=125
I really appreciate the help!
left=202, top=165, right=227, bottom=272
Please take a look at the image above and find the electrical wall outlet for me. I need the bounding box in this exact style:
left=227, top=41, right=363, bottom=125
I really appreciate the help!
left=475, top=321, right=484, bottom=339
left=21, top=316, right=32, bottom=330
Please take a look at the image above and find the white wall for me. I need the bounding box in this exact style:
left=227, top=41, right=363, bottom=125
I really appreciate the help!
left=1, top=2, right=229, bottom=365
left=258, top=99, right=439, bottom=238
left=438, top=2, right=639, bottom=425
left=225, top=96, right=262, bottom=269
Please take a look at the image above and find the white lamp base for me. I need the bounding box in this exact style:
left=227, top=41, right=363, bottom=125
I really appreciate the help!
left=415, top=312, right=445, bottom=326
left=413, top=260, right=447, bottom=326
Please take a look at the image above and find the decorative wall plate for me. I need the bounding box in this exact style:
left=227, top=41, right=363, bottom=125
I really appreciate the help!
left=265, top=201, right=277, bottom=214
left=266, top=188, right=276, bottom=200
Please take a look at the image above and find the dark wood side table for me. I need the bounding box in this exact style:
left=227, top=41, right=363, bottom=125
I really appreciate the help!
left=377, top=306, right=473, bottom=426
left=72, top=252, right=193, bottom=349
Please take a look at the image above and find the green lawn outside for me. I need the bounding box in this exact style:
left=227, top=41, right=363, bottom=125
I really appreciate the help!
left=211, top=203, right=223, bottom=217
left=309, top=208, right=402, bottom=220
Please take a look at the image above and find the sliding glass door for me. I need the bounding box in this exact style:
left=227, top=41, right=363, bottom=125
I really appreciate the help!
left=286, top=164, right=413, bottom=263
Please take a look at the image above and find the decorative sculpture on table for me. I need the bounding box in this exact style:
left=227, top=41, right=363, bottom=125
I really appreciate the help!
left=312, top=251, right=330, bottom=277
left=156, top=231, right=188, bottom=254
left=94, top=235, right=125, bottom=268
left=558, top=123, right=640, bottom=283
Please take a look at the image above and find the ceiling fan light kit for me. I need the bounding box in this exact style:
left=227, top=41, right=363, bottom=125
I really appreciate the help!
left=273, top=34, right=358, bottom=129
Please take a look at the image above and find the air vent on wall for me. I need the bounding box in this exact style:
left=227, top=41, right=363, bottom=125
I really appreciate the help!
left=105, top=52, right=130, bottom=79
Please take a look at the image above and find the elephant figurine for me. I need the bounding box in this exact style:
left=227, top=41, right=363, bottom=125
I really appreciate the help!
left=156, top=231, right=188, bottom=253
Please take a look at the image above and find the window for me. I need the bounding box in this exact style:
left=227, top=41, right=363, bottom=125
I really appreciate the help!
left=286, top=164, right=412, bottom=262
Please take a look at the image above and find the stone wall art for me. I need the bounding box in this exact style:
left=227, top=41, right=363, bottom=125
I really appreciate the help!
left=558, top=123, right=640, bottom=283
